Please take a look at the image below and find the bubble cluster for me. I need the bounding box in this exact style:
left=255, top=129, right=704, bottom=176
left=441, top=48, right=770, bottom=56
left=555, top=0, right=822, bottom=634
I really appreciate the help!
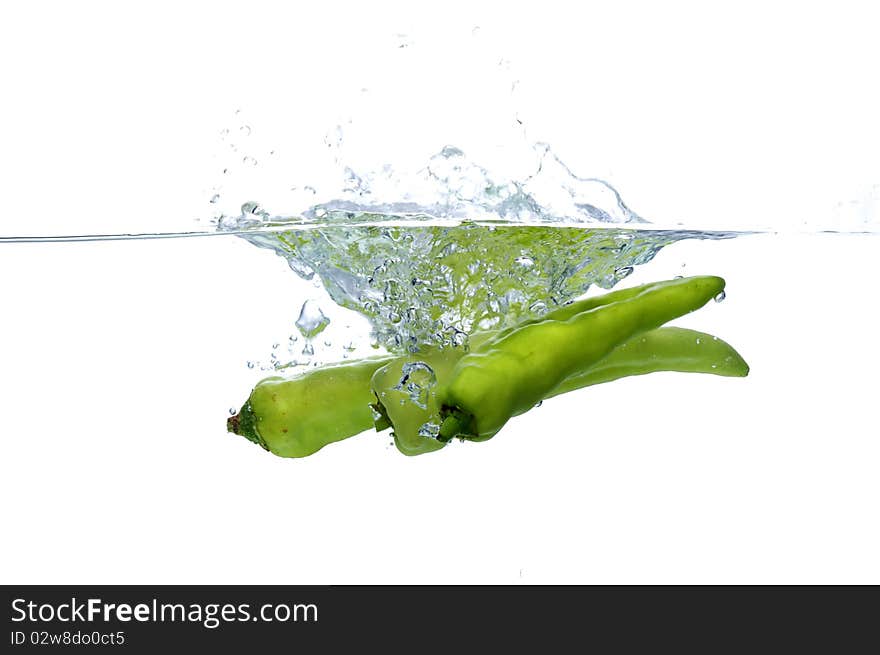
left=221, top=145, right=732, bottom=354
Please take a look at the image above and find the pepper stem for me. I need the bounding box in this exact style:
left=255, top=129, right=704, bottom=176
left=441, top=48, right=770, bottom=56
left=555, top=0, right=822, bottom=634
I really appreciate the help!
left=438, top=407, right=473, bottom=442
left=227, top=402, right=269, bottom=451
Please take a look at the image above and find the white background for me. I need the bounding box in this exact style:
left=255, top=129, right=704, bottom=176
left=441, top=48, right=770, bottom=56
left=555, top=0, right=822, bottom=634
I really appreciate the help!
left=1, top=1, right=879, bottom=584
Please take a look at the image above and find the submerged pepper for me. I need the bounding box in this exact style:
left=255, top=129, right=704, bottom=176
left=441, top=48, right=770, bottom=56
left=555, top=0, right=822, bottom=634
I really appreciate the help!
left=548, top=326, right=748, bottom=396
left=370, top=348, right=463, bottom=456
left=369, top=284, right=671, bottom=457
left=228, top=279, right=675, bottom=457
left=473, top=277, right=671, bottom=347
left=227, top=357, right=391, bottom=458
left=373, top=325, right=747, bottom=454
left=437, top=275, right=726, bottom=441
left=229, top=275, right=745, bottom=458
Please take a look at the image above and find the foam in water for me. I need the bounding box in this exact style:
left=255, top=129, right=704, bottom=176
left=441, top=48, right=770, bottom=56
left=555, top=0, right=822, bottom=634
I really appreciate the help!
left=219, top=144, right=730, bottom=357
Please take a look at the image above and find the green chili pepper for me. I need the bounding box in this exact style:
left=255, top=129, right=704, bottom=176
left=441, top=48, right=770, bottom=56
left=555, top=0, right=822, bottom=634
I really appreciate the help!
left=369, top=348, right=463, bottom=456
left=548, top=326, right=748, bottom=396
left=227, top=357, right=392, bottom=458
left=370, top=281, right=682, bottom=457
left=437, top=275, right=726, bottom=441
left=472, top=278, right=672, bottom=348
left=373, top=325, right=747, bottom=455
left=228, top=281, right=668, bottom=457
left=229, top=275, right=742, bottom=458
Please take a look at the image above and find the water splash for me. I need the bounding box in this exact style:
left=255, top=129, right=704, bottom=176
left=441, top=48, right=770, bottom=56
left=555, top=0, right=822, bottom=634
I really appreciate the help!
left=393, top=361, right=437, bottom=410
left=219, top=145, right=731, bottom=353
left=289, top=142, right=648, bottom=226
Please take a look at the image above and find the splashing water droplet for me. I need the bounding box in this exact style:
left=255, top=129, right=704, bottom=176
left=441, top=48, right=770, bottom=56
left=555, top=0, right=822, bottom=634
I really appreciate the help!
left=296, top=300, right=330, bottom=339
left=246, top=361, right=255, bottom=369
left=229, top=407, right=237, bottom=416
left=515, top=255, right=535, bottom=267
left=242, top=156, right=258, bottom=166
left=302, top=342, right=315, bottom=356
left=714, top=290, right=727, bottom=303
left=241, top=201, right=268, bottom=217
left=209, top=193, right=220, bottom=204
left=240, top=125, right=252, bottom=136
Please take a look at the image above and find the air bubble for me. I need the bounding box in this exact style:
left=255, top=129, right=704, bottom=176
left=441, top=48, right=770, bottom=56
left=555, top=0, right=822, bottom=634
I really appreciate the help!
left=241, top=201, right=266, bottom=217
left=287, top=258, right=315, bottom=280
left=394, top=362, right=437, bottom=409
left=296, top=300, right=330, bottom=339
left=418, top=422, right=441, bottom=439
left=384, top=279, right=402, bottom=300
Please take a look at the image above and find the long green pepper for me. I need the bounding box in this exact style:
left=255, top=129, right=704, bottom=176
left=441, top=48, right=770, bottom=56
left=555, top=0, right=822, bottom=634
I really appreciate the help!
left=228, top=357, right=392, bottom=458
left=227, top=280, right=666, bottom=456
left=371, top=325, right=747, bottom=455
left=436, top=275, right=726, bottom=441
left=228, top=275, right=745, bottom=458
